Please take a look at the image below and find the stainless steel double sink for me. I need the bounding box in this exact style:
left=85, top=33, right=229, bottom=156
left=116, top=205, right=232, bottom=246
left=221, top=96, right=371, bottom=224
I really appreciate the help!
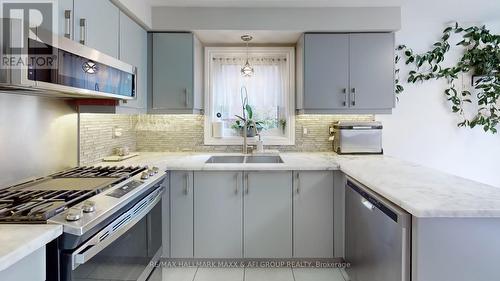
left=205, top=155, right=284, bottom=164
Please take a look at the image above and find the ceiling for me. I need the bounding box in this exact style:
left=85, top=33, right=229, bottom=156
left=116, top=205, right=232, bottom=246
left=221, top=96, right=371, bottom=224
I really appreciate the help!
left=150, top=0, right=401, bottom=7
left=194, top=30, right=302, bottom=44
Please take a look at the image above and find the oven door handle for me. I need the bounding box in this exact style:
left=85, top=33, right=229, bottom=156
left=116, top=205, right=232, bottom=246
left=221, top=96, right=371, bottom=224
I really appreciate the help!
left=71, top=186, right=164, bottom=270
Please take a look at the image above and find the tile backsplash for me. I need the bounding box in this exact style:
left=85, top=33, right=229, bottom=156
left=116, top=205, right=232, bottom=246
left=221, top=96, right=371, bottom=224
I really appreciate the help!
left=79, top=114, right=137, bottom=165
left=79, top=114, right=373, bottom=165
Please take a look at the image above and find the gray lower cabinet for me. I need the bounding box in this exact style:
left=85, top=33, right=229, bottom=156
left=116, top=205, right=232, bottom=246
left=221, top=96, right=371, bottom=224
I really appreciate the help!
left=150, top=33, right=203, bottom=114
left=293, top=171, right=334, bottom=258
left=169, top=171, right=194, bottom=258
left=297, top=33, right=395, bottom=114
left=117, top=11, right=148, bottom=113
left=73, top=0, right=120, bottom=58
left=162, top=179, right=170, bottom=258
left=193, top=172, right=243, bottom=258
left=244, top=171, right=293, bottom=258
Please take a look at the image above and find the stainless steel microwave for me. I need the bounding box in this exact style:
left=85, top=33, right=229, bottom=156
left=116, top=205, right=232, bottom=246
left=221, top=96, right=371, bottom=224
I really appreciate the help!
left=0, top=18, right=136, bottom=100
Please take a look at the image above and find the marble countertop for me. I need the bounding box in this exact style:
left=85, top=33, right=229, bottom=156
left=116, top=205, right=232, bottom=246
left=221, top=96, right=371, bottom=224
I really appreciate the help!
left=0, top=224, right=62, bottom=271
left=95, top=152, right=341, bottom=171
left=95, top=152, right=500, bottom=218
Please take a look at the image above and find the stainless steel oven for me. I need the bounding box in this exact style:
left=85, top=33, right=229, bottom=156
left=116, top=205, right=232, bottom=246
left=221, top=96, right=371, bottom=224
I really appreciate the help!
left=55, top=186, right=163, bottom=281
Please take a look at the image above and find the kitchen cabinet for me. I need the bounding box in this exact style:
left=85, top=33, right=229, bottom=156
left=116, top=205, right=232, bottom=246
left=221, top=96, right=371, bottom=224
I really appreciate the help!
left=297, top=33, right=395, bottom=114
left=150, top=33, right=203, bottom=114
left=293, top=171, right=334, bottom=258
left=0, top=247, right=45, bottom=281
left=243, top=171, right=292, bottom=258
left=193, top=172, right=243, bottom=258
left=73, top=0, right=120, bottom=58
left=161, top=179, right=170, bottom=258
left=116, top=11, right=148, bottom=113
left=169, top=171, right=194, bottom=258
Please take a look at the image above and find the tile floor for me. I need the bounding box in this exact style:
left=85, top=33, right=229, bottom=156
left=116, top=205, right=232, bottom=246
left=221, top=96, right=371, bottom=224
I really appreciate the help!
left=149, top=267, right=348, bottom=281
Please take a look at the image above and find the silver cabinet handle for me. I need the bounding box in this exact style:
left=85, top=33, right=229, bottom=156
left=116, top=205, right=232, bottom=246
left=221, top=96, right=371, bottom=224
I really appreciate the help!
left=245, top=173, right=249, bottom=194
left=184, top=88, right=189, bottom=107
left=342, top=88, right=347, bottom=107
left=79, top=18, right=86, bottom=45
left=235, top=173, right=239, bottom=195
left=64, top=10, right=71, bottom=39
left=295, top=172, right=300, bottom=194
left=183, top=174, right=189, bottom=195
left=351, top=88, right=356, bottom=106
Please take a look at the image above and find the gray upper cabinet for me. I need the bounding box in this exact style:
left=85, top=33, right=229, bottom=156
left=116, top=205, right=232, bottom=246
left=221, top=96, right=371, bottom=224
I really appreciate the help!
left=169, top=171, right=194, bottom=258
left=116, top=11, right=148, bottom=114
left=244, top=171, right=292, bottom=258
left=194, top=172, right=243, bottom=258
left=297, top=33, right=395, bottom=114
left=150, top=33, right=203, bottom=114
left=349, top=33, right=395, bottom=110
left=302, top=34, right=349, bottom=110
left=73, top=0, right=120, bottom=58
left=293, top=171, right=334, bottom=258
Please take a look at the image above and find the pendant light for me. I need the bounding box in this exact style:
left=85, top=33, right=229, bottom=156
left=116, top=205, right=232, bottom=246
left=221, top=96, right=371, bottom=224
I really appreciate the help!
left=240, top=35, right=254, bottom=77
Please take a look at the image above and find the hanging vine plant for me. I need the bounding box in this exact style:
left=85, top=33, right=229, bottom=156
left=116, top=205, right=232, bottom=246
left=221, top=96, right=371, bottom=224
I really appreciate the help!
left=395, top=23, right=500, bottom=133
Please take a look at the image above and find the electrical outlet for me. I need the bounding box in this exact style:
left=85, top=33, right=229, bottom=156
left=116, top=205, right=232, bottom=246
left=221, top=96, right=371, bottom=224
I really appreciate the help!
left=113, top=127, right=123, bottom=138
left=303, top=127, right=308, bottom=135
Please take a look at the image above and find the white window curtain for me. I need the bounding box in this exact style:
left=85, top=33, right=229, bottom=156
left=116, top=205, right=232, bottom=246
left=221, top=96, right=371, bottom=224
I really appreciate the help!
left=211, top=56, right=288, bottom=137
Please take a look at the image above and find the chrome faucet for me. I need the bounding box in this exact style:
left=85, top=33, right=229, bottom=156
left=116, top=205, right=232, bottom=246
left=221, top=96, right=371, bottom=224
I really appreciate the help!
left=235, top=115, right=257, bottom=154
left=236, top=86, right=257, bottom=155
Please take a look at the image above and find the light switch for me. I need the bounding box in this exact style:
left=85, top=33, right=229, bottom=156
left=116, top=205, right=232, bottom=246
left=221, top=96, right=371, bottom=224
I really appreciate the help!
left=303, top=127, right=308, bottom=135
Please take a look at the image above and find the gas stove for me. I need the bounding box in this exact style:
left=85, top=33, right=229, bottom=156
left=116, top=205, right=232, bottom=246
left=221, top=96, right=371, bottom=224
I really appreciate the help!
left=0, top=165, right=167, bottom=281
left=0, top=166, right=148, bottom=223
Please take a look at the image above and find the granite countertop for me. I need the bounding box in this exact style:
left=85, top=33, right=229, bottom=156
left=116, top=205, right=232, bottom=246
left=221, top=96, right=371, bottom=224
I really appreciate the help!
left=95, top=152, right=500, bottom=218
left=0, top=224, right=62, bottom=271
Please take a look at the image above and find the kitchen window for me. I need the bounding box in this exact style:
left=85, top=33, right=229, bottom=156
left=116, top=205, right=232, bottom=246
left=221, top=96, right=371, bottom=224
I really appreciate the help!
left=204, top=47, right=295, bottom=145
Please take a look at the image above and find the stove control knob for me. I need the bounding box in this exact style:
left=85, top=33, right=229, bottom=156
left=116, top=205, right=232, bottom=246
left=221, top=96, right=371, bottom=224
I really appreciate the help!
left=152, top=167, right=160, bottom=174
left=82, top=201, right=96, bottom=213
left=148, top=169, right=155, bottom=176
left=66, top=209, right=82, bottom=222
left=140, top=171, right=149, bottom=180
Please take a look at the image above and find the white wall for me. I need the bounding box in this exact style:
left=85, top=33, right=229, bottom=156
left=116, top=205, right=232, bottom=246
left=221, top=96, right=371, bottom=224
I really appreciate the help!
left=378, top=0, right=500, bottom=187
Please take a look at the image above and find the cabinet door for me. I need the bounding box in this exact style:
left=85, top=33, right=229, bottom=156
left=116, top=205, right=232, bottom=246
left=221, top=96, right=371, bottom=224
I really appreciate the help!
left=117, top=11, right=147, bottom=113
left=349, top=33, right=395, bottom=110
left=304, top=34, right=349, bottom=110
left=293, top=171, right=334, bottom=258
left=194, top=172, right=243, bottom=258
left=152, top=33, right=194, bottom=111
left=244, top=171, right=292, bottom=258
left=170, top=171, right=193, bottom=258
left=161, top=179, right=170, bottom=258
left=74, top=0, right=119, bottom=58
left=58, top=0, right=73, bottom=39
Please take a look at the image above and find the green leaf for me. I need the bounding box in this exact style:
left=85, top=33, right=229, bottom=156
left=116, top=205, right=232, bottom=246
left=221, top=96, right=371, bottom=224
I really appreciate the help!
left=245, top=104, right=253, bottom=120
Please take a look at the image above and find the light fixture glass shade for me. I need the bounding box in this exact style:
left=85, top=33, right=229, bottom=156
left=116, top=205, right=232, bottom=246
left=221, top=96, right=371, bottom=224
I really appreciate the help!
left=241, top=60, right=254, bottom=77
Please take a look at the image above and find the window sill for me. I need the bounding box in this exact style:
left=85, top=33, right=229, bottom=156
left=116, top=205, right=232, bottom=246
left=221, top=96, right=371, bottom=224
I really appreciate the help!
left=204, top=136, right=295, bottom=146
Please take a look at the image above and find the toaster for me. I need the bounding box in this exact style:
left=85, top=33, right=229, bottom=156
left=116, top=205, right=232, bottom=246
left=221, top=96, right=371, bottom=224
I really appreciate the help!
left=332, top=121, right=383, bottom=154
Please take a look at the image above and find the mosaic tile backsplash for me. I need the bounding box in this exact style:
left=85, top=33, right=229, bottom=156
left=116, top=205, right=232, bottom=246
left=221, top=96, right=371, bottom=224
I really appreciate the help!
left=79, top=114, right=374, bottom=165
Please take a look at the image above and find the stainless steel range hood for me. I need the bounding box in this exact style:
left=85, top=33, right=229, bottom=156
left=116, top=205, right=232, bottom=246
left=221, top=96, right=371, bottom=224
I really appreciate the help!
left=0, top=19, right=136, bottom=100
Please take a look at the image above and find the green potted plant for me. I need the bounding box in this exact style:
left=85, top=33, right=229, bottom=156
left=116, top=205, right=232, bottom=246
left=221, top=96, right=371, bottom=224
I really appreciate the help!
left=231, top=104, right=263, bottom=137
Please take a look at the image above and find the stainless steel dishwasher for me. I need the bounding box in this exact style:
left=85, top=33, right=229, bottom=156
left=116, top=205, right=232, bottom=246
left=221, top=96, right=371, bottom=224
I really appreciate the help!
left=345, top=178, right=411, bottom=281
